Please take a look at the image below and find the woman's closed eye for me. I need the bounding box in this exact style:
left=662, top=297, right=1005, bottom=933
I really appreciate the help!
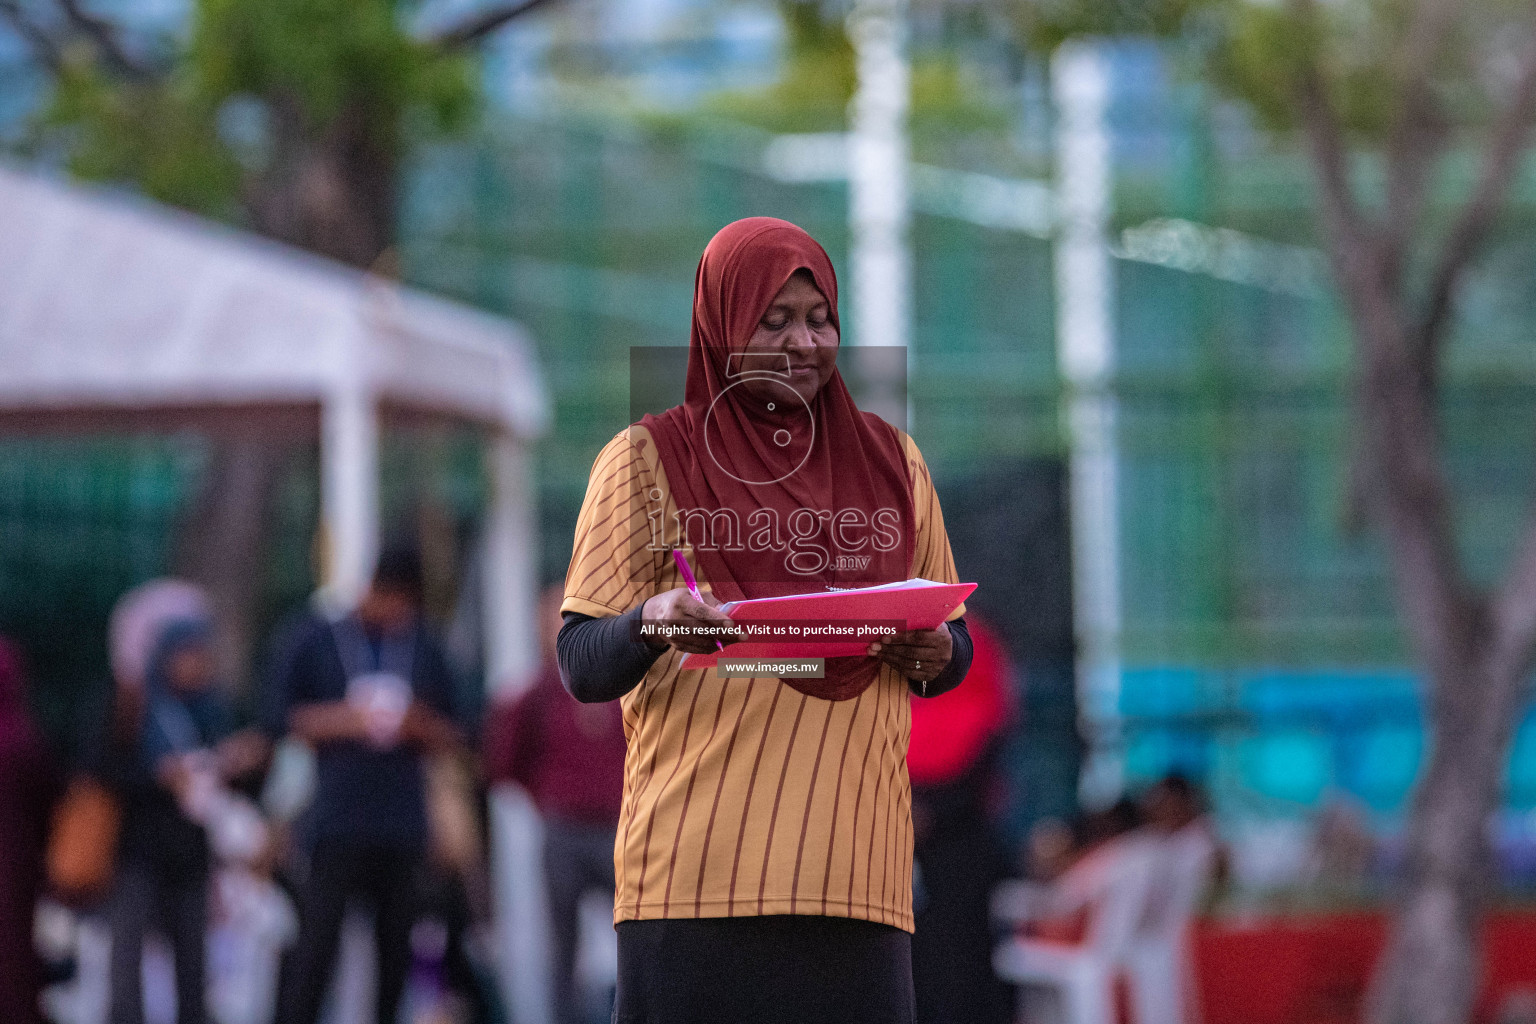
left=761, top=313, right=829, bottom=332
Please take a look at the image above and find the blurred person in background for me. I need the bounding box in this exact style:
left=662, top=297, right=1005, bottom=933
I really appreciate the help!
left=998, top=798, right=1147, bottom=940
left=485, top=583, right=627, bottom=1024
left=1303, top=798, right=1378, bottom=892
left=1138, top=775, right=1221, bottom=887
left=907, top=614, right=1014, bottom=1024
left=991, top=798, right=1155, bottom=1024
left=1073, top=799, right=1143, bottom=863
left=1126, top=775, right=1221, bottom=1024
left=104, top=616, right=265, bottom=1024
left=0, top=637, right=60, bottom=1024
left=1023, top=818, right=1077, bottom=884
left=416, top=738, right=495, bottom=1024
left=107, top=580, right=215, bottom=737
left=267, top=545, right=462, bottom=1024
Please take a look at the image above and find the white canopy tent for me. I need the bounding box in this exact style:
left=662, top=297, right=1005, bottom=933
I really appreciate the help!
left=0, top=164, right=548, bottom=688
left=1, top=163, right=566, bottom=1024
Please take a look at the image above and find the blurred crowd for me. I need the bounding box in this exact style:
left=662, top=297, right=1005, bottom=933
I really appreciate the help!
left=0, top=555, right=1235, bottom=1024
left=0, top=548, right=529, bottom=1024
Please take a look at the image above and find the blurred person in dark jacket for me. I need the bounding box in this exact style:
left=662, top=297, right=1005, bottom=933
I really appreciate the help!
left=267, top=545, right=462, bottom=1024
left=485, top=584, right=626, bottom=1024
left=0, top=638, right=59, bottom=1024
left=907, top=614, right=1015, bottom=1024
left=105, top=616, right=264, bottom=1024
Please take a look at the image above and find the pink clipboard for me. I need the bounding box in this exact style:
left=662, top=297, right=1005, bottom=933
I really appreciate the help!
left=679, top=578, right=976, bottom=669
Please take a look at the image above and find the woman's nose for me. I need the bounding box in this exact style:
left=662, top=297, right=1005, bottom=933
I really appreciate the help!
left=784, top=320, right=816, bottom=353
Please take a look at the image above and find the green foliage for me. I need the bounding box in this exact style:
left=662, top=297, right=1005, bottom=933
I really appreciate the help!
left=32, top=0, right=478, bottom=224
left=910, top=55, right=1013, bottom=135
left=1008, top=0, right=1223, bottom=53
left=1204, top=0, right=1421, bottom=138
left=1204, top=3, right=1317, bottom=133
left=1008, top=0, right=1526, bottom=143
left=192, top=0, right=475, bottom=143
left=46, top=62, right=242, bottom=219
left=705, top=0, right=1011, bottom=137
left=704, top=0, right=856, bottom=132
left=780, top=0, right=853, bottom=54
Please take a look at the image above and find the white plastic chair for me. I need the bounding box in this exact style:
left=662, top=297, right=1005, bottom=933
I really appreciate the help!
left=209, top=868, right=297, bottom=1024
left=993, top=832, right=1161, bottom=1024
left=1124, top=823, right=1217, bottom=1024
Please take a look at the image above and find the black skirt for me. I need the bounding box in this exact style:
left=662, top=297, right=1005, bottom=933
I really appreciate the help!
left=614, top=915, right=914, bottom=1024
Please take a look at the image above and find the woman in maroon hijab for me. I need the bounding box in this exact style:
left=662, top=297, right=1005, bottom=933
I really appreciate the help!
left=559, top=218, right=974, bottom=1024
left=0, top=638, right=58, bottom=1024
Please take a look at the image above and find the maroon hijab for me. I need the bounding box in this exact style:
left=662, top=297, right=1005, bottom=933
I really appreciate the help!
left=641, top=218, right=915, bottom=701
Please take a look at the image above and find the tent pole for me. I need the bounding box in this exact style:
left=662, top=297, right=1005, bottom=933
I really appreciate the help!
left=321, top=385, right=379, bottom=610
left=484, top=430, right=550, bottom=1024
left=485, top=430, right=538, bottom=691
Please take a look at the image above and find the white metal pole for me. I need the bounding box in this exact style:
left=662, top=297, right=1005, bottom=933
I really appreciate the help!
left=483, top=432, right=550, bottom=1024
left=320, top=382, right=379, bottom=611
left=490, top=788, right=550, bottom=1024
left=485, top=432, right=539, bottom=692
left=848, top=0, right=911, bottom=353
left=847, top=0, right=912, bottom=425
left=1052, top=40, right=1124, bottom=806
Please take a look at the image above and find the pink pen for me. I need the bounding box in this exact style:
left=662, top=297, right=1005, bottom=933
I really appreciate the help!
left=672, top=549, right=725, bottom=652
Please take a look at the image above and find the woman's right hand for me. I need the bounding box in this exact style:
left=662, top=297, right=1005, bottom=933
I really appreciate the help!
left=640, top=588, right=740, bottom=654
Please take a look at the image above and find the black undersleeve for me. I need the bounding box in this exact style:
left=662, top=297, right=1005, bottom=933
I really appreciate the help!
left=557, top=605, right=663, bottom=703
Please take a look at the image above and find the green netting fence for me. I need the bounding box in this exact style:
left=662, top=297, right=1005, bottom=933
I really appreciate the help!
left=9, top=60, right=1536, bottom=827
left=396, top=94, right=1536, bottom=826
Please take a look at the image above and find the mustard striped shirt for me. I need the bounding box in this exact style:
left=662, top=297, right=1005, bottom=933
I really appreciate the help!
left=562, top=425, right=964, bottom=932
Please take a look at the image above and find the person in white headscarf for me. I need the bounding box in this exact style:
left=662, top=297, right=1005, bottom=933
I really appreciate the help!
left=109, top=579, right=213, bottom=693
left=101, top=580, right=215, bottom=752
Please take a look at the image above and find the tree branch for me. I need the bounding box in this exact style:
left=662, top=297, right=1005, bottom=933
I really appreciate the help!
left=1289, top=0, right=1405, bottom=540
left=1395, top=0, right=1461, bottom=97
left=1490, top=508, right=1536, bottom=683
left=0, top=0, right=66, bottom=75
left=1415, top=7, right=1536, bottom=358
left=1287, top=0, right=1380, bottom=298
left=1290, top=0, right=1477, bottom=670
left=1357, top=345, right=1479, bottom=678
left=55, top=0, right=154, bottom=80
left=1380, top=0, right=1460, bottom=287
left=426, top=0, right=560, bottom=50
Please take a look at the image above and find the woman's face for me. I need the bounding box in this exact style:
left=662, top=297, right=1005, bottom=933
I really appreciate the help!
left=167, top=644, right=215, bottom=695
left=738, top=270, right=839, bottom=407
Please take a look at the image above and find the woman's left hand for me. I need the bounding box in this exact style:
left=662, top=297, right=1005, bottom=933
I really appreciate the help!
left=867, top=623, right=952, bottom=684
